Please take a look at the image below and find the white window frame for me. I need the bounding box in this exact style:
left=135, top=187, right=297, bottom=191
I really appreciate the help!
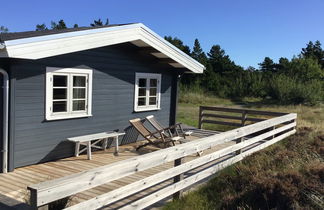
left=46, top=67, right=93, bottom=121
left=134, top=73, right=161, bottom=112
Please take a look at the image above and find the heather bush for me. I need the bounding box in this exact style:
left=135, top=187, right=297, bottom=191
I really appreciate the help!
left=164, top=128, right=324, bottom=210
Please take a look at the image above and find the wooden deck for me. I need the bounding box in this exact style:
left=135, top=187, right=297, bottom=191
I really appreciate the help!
left=0, top=107, right=297, bottom=209
left=0, top=129, right=234, bottom=209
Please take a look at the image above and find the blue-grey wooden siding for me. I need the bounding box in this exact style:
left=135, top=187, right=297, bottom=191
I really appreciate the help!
left=10, top=43, right=180, bottom=169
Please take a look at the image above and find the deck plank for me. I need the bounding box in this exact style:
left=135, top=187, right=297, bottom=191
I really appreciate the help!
left=0, top=130, right=233, bottom=209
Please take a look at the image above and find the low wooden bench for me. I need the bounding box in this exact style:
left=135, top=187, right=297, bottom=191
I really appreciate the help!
left=67, top=131, right=125, bottom=160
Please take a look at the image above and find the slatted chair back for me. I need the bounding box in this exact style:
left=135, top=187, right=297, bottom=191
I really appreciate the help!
left=129, top=118, right=152, bottom=138
left=145, top=115, right=190, bottom=140
left=146, top=115, right=164, bottom=131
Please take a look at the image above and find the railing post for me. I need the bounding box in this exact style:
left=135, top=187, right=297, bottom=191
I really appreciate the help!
left=236, top=111, right=247, bottom=155
left=173, top=157, right=184, bottom=200
left=291, top=118, right=297, bottom=131
left=241, top=110, right=247, bottom=127
left=30, top=189, right=49, bottom=210
left=198, top=106, right=203, bottom=129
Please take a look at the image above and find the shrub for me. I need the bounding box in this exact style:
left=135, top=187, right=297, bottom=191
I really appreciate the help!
left=284, top=57, right=324, bottom=81
left=268, top=74, right=323, bottom=105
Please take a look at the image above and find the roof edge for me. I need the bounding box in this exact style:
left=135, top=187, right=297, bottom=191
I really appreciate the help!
left=1, top=23, right=205, bottom=73
left=3, top=24, right=142, bottom=47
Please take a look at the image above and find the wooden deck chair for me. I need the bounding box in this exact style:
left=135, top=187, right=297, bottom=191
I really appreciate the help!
left=129, top=118, right=176, bottom=150
left=145, top=115, right=192, bottom=140
left=145, top=115, right=202, bottom=156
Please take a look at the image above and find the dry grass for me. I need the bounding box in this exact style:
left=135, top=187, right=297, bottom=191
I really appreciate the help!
left=177, top=92, right=324, bottom=131
left=165, top=92, right=324, bottom=210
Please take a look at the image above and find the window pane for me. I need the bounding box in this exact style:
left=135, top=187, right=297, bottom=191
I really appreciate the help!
left=73, top=100, right=86, bottom=111
left=73, top=88, right=86, bottom=99
left=149, top=97, right=157, bottom=105
left=53, top=101, right=67, bottom=112
left=138, top=97, right=146, bottom=106
left=139, top=88, right=146, bottom=96
left=149, top=88, right=157, bottom=96
left=53, top=88, right=67, bottom=99
left=150, top=79, right=157, bottom=87
left=73, top=76, right=86, bottom=87
left=53, top=75, right=67, bottom=87
left=138, top=78, right=146, bottom=87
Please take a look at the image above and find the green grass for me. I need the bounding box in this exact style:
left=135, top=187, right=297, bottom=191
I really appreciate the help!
left=164, top=91, right=324, bottom=210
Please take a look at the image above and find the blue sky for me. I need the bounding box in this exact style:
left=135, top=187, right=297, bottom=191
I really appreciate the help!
left=1, top=0, right=323, bottom=68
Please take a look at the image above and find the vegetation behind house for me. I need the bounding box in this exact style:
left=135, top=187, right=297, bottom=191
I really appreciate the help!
left=171, top=36, right=324, bottom=209
left=164, top=37, right=324, bottom=105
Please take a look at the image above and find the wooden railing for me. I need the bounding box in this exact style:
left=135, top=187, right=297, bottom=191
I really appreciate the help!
left=28, top=108, right=297, bottom=210
left=198, top=106, right=288, bottom=129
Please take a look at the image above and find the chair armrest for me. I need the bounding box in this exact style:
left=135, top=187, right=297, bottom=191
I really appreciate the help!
left=159, top=125, right=177, bottom=131
left=144, top=130, right=163, bottom=139
left=145, top=123, right=184, bottom=138
left=164, top=123, right=183, bottom=130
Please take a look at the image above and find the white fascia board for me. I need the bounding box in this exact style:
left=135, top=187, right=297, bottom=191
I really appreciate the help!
left=138, top=24, right=205, bottom=72
left=4, top=27, right=140, bottom=59
left=2, top=23, right=205, bottom=73
left=4, top=24, right=139, bottom=46
left=138, top=27, right=204, bottom=73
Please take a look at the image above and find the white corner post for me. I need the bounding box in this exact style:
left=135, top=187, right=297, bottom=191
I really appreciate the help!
left=0, top=68, right=9, bottom=173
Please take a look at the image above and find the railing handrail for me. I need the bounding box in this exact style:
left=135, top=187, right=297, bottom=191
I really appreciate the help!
left=65, top=121, right=297, bottom=210
left=28, top=112, right=297, bottom=208
left=198, top=106, right=288, bottom=129
left=199, top=106, right=288, bottom=116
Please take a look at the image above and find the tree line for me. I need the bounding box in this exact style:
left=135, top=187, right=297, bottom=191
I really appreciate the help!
left=35, top=18, right=109, bottom=31
left=165, top=37, right=324, bottom=105
left=0, top=18, right=109, bottom=33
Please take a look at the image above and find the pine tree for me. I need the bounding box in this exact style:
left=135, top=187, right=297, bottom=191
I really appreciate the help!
left=191, top=39, right=207, bottom=65
left=51, top=20, right=67, bottom=30
left=91, top=18, right=109, bottom=27
left=104, top=18, right=109, bottom=25
left=277, top=57, right=289, bottom=72
left=164, top=36, right=191, bottom=55
left=0, top=26, right=8, bottom=33
left=259, top=57, right=276, bottom=72
left=36, top=24, right=48, bottom=31
left=301, top=40, right=324, bottom=67
left=208, top=45, right=241, bottom=74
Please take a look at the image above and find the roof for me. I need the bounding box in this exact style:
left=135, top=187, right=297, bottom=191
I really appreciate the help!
left=0, top=23, right=204, bottom=73
left=0, top=24, right=132, bottom=42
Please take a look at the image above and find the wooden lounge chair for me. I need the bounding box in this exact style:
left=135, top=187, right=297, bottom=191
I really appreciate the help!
left=145, top=115, right=203, bottom=156
left=129, top=118, right=181, bottom=150
left=145, top=115, right=193, bottom=139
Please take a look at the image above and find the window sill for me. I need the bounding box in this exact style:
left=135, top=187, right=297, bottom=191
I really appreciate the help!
left=46, top=114, right=92, bottom=121
left=134, top=108, right=161, bottom=112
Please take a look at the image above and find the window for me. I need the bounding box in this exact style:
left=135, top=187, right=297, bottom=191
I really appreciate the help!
left=46, top=67, right=93, bottom=120
left=134, top=73, right=161, bottom=112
